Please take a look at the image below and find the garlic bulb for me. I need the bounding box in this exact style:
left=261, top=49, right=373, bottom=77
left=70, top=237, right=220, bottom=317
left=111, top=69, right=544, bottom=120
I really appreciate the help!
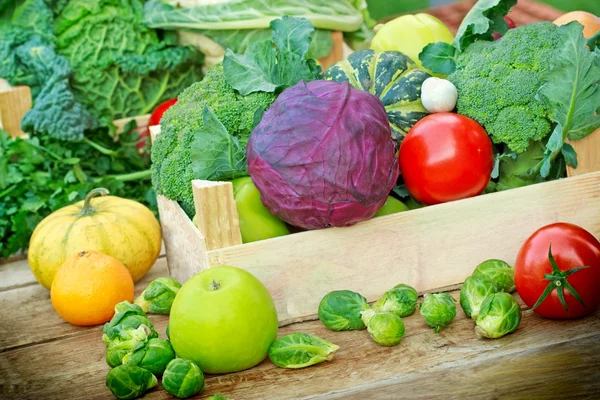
left=420, top=77, right=458, bottom=113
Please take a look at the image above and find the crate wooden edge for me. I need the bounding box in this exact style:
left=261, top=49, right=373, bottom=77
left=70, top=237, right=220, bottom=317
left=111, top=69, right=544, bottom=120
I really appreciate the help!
left=156, top=166, right=600, bottom=325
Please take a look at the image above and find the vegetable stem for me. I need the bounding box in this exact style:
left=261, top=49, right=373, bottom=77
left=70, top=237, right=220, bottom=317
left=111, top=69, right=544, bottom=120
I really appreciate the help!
left=84, top=138, right=120, bottom=157
left=100, top=169, right=152, bottom=182
left=80, top=188, right=110, bottom=216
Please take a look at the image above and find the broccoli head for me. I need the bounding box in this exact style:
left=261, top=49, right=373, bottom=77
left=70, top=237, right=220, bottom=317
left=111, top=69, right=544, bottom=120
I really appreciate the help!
left=151, top=64, right=276, bottom=216
left=448, top=22, right=561, bottom=153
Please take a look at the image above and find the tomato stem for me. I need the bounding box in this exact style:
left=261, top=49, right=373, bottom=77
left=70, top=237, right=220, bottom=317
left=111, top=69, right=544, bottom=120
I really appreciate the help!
left=530, top=243, right=589, bottom=312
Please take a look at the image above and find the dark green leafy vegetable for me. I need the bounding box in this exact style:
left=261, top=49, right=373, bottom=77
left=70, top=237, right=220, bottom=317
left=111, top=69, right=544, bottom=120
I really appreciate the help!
left=420, top=293, right=457, bottom=333
left=472, top=259, right=515, bottom=293
left=476, top=292, right=522, bottom=338
left=162, top=359, right=205, bottom=399
left=531, top=22, right=600, bottom=178
left=106, top=364, right=157, bottom=400
left=103, top=301, right=158, bottom=343
left=122, top=338, right=176, bottom=376
left=268, top=333, right=340, bottom=369
left=372, top=284, right=418, bottom=317
left=460, top=274, right=501, bottom=319
left=134, top=277, right=182, bottom=315
left=318, top=290, right=370, bottom=331
left=104, top=325, right=153, bottom=368
left=223, top=16, right=321, bottom=96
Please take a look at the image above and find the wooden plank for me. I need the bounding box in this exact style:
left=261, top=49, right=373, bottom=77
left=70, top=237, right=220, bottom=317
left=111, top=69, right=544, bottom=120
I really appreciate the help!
left=0, top=291, right=598, bottom=400
left=156, top=195, right=209, bottom=284
left=192, top=180, right=242, bottom=251
left=112, top=114, right=151, bottom=135
left=0, top=84, right=31, bottom=138
left=0, top=259, right=170, bottom=353
left=567, top=130, right=600, bottom=177
left=0, top=259, right=36, bottom=292
left=206, top=171, right=600, bottom=325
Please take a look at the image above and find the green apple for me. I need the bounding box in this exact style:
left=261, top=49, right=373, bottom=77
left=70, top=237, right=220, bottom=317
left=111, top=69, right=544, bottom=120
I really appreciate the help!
left=169, top=266, right=278, bottom=374
left=374, top=196, right=409, bottom=217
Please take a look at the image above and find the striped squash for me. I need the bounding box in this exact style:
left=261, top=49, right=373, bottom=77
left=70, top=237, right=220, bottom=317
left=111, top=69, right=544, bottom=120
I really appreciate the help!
left=323, top=49, right=430, bottom=144
left=28, top=188, right=161, bottom=289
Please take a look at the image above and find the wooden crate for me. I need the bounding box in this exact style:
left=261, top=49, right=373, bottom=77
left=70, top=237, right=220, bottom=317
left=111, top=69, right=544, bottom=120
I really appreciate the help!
left=150, top=124, right=600, bottom=326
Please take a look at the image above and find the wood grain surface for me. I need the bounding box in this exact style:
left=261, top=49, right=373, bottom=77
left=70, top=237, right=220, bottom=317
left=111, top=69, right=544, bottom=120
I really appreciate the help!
left=1, top=258, right=599, bottom=399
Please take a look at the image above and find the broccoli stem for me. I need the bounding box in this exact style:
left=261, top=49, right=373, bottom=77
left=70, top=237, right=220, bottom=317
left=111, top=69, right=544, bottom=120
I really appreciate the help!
left=84, top=138, right=120, bottom=157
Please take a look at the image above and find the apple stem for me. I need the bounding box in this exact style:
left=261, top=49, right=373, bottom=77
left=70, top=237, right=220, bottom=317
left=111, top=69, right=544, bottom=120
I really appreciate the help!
left=210, top=279, right=220, bottom=291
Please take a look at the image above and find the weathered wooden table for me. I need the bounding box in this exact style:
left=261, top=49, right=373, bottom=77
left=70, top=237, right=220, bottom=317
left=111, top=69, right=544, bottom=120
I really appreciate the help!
left=1, top=256, right=600, bottom=399
left=3, top=1, right=599, bottom=399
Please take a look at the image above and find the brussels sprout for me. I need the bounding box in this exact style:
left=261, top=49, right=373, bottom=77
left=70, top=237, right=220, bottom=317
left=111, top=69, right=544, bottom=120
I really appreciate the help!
left=420, top=293, right=457, bottom=333
left=206, top=394, right=229, bottom=400
left=122, top=338, right=176, bottom=376
left=460, top=275, right=501, bottom=319
left=473, top=259, right=515, bottom=293
left=268, top=333, right=340, bottom=369
left=475, top=292, right=522, bottom=339
left=363, top=310, right=406, bottom=346
left=318, top=290, right=370, bottom=331
left=134, top=277, right=182, bottom=315
left=105, top=325, right=153, bottom=368
left=162, top=359, right=205, bottom=399
left=106, top=364, right=157, bottom=400
left=103, top=301, right=159, bottom=343
left=372, top=284, right=418, bottom=317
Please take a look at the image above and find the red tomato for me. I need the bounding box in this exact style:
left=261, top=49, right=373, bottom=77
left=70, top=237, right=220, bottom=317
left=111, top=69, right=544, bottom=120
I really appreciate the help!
left=138, top=98, right=178, bottom=150
left=398, top=113, right=494, bottom=205
left=515, top=222, right=600, bottom=319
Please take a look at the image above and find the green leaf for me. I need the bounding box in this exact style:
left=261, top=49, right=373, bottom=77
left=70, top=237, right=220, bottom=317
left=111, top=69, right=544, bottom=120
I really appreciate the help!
left=419, top=42, right=457, bottom=75
left=545, top=125, right=564, bottom=153
left=223, top=42, right=278, bottom=96
left=223, top=16, right=320, bottom=95
left=268, top=333, right=340, bottom=369
left=270, top=15, right=314, bottom=58
left=190, top=107, right=247, bottom=181
left=453, top=0, right=517, bottom=52
left=538, top=22, right=600, bottom=143
left=561, top=143, right=578, bottom=168
left=587, top=31, right=600, bottom=51
left=540, top=154, right=553, bottom=179
left=62, top=158, right=80, bottom=165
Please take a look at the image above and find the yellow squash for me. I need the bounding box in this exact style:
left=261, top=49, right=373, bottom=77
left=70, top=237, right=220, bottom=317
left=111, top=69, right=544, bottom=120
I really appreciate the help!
left=28, top=188, right=161, bottom=289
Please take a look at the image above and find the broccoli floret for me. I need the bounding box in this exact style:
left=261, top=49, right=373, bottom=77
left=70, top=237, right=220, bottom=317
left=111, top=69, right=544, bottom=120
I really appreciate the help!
left=151, top=64, right=275, bottom=215
left=448, top=22, right=561, bottom=153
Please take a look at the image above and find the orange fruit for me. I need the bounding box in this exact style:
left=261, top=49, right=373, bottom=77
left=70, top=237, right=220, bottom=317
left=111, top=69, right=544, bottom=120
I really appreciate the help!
left=553, top=11, right=600, bottom=39
left=51, top=250, right=134, bottom=326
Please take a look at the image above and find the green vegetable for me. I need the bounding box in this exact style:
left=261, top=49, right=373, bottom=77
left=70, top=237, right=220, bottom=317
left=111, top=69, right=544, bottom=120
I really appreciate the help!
left=232, top=177, right=290, bottom=243
left=268, top=333, right=340, bottom=369
left=419, top=293, right=457, bottom=333
left=472, top=259, right=516, bottom=293
left=318, top=290, right=370, bottom=331
left=103, top=301, right=159, bottom=343
left=104, top=325, right=153, bottom=368
left=143, top=0, right=364, bottom=32
left=374, top=196, right=409, bottom=217
left=106, top=364, right=157, bottom=400
left=1, top=0, right=203, bottom=140
left=134, top=277, right=182, bottom=315
left=363, top=310, right=406, bottom=346
left=419, top=0, right=517, bottom=74
left=323, top=49, right=430, bottom=144
left=372, top=284, right=418, bottom=317
left=448, top=22, right=561, bottom=155
left=206, top=394, right=229, bottom=400
left=150, top=63, right=275, bottom=216
left=223, top=16, right=321, bottom=96
left=162, top=359, right=205, bottom=399
left=459, top=275, right=501, bottom=319
left=0, top=127, right=155, bottom=259
left=495, top=142, right=545, bottom=191
left=475, top=292, right=522, bottom=339
left=166, top=324, right=170, bottom=341
left=531, top=22, right=600, bottom=178
left=122, top=338, right=176, bottom=376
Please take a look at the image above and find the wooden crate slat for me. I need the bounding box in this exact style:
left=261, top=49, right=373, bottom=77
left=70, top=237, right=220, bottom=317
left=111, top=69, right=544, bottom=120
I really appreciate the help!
left=196, top=171, right=600, bottom=325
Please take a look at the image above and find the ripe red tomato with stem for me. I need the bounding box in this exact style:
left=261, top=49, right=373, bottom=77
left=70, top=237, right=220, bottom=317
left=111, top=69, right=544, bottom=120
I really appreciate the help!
left=137, top=98, right=178, bottom=150
left=398, top=112, right=494, bottom=205
left=515, top=222, right=600, bottom=319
